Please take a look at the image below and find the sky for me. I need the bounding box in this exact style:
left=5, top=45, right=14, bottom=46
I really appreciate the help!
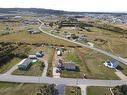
left=0, top=0, right=127, bottom=12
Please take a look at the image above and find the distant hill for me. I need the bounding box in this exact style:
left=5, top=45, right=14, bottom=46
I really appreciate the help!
left=0, top=8, right=127, bottom=15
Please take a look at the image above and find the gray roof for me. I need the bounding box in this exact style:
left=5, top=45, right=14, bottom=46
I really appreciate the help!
left=18, top=58, right=31, bottom=67
left=63, top=62, right=76, bottom=70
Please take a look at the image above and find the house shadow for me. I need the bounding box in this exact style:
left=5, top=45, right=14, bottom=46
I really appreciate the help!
left=75, top=66, right=80, bottom=72
left=116, top=65, right=124, bottom=71
left=65, top=66, right=80, bottom=72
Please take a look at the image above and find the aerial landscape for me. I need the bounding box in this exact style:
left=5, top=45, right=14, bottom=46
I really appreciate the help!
left=0, top=0, right=127, bottom=95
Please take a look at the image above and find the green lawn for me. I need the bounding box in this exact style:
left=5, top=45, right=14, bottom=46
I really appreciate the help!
left=12, top=61, right=44, bottom=76
left=0, top=57, right=21, bottom=73
left=65, top=86, right=81, bottom=95
left=87, top=86, right=112, bottom=95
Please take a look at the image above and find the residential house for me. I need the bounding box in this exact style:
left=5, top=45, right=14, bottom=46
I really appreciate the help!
left=65, top=34, right=77, bottom=39
left=77, top=35, right=88, bottom=43
left=18, top=58, right=32, bottom=70
left=104, top=59, right=119, bottom=69
left=64, top=62, right=76, bottom=70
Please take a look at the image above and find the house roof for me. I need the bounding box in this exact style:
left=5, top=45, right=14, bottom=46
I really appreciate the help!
left=64, top=62, right=76, bottom=69
left=18, top=58, right=31, bottom=66
left=107, top=59, right=118, bottom=68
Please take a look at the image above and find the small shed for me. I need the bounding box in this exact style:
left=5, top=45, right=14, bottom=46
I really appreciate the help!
left=36, top=51, right=44, bottom=57
left=57, top=50, right=62, bottom=56
left=28, top=55, right=37, bottom=59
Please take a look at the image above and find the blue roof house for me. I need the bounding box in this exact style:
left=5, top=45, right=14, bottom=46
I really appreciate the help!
left=35, top=51, right=44, bottom=57
left=18, top=58, right=32, bottom=70
left=104, top=59, right=119, bottom=69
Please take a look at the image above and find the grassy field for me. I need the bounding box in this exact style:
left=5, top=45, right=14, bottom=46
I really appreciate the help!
left=60, top=26, right=127, bottom=58
left=0, top=57, right=21, bottom=74
left=77, top=48, right=119, bottom=79
left=12, top=61, right=44, bottom=76
left=0, top=31, right=75, bottom=46
left=0, top=82, right=53, bottom=95
left=87, top=86, right=112, bottom=95
left=65, top=86, right=81, bottom=95
left=61, top=47, right=119, bottom=79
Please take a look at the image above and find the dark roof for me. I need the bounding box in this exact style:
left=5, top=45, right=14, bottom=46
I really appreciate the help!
left=19, top=58, right=31, bottom=67
left=64, top=62, right=76, bottom=70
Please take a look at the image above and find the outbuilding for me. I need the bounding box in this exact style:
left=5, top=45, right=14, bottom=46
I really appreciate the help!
left=36, top=51, right=44, bottom=57
left=28, top=55, right=37, bottom=59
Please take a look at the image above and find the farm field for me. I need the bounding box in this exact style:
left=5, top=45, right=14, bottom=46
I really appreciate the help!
left=0, top=31, right=75, bottom=46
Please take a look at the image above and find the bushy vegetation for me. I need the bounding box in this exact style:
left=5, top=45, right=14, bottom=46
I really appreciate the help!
left=47, top=48, right=55, bottom=77
left=37, top=84, right=55, bottom=95
left=11, top=45, right=31, bottom=58
left=0, top=42, right=18, bottom=58
left=112, top=85, right=127, bottom=95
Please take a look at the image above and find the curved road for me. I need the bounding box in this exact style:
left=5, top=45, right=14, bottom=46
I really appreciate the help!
left=38, top=18, right=127, bottom=65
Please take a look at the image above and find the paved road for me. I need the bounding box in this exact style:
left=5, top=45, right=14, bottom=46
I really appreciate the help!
left=38, top=18, right=127, bottom=65
left=0, top=74, right=127, bottom=87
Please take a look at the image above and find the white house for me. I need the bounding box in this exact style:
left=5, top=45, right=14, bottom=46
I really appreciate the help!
left=104, top=59, right=118, bottom=69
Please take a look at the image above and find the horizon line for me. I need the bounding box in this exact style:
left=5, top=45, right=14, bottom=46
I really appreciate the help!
left=0, top=7, right=127, bottom=13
